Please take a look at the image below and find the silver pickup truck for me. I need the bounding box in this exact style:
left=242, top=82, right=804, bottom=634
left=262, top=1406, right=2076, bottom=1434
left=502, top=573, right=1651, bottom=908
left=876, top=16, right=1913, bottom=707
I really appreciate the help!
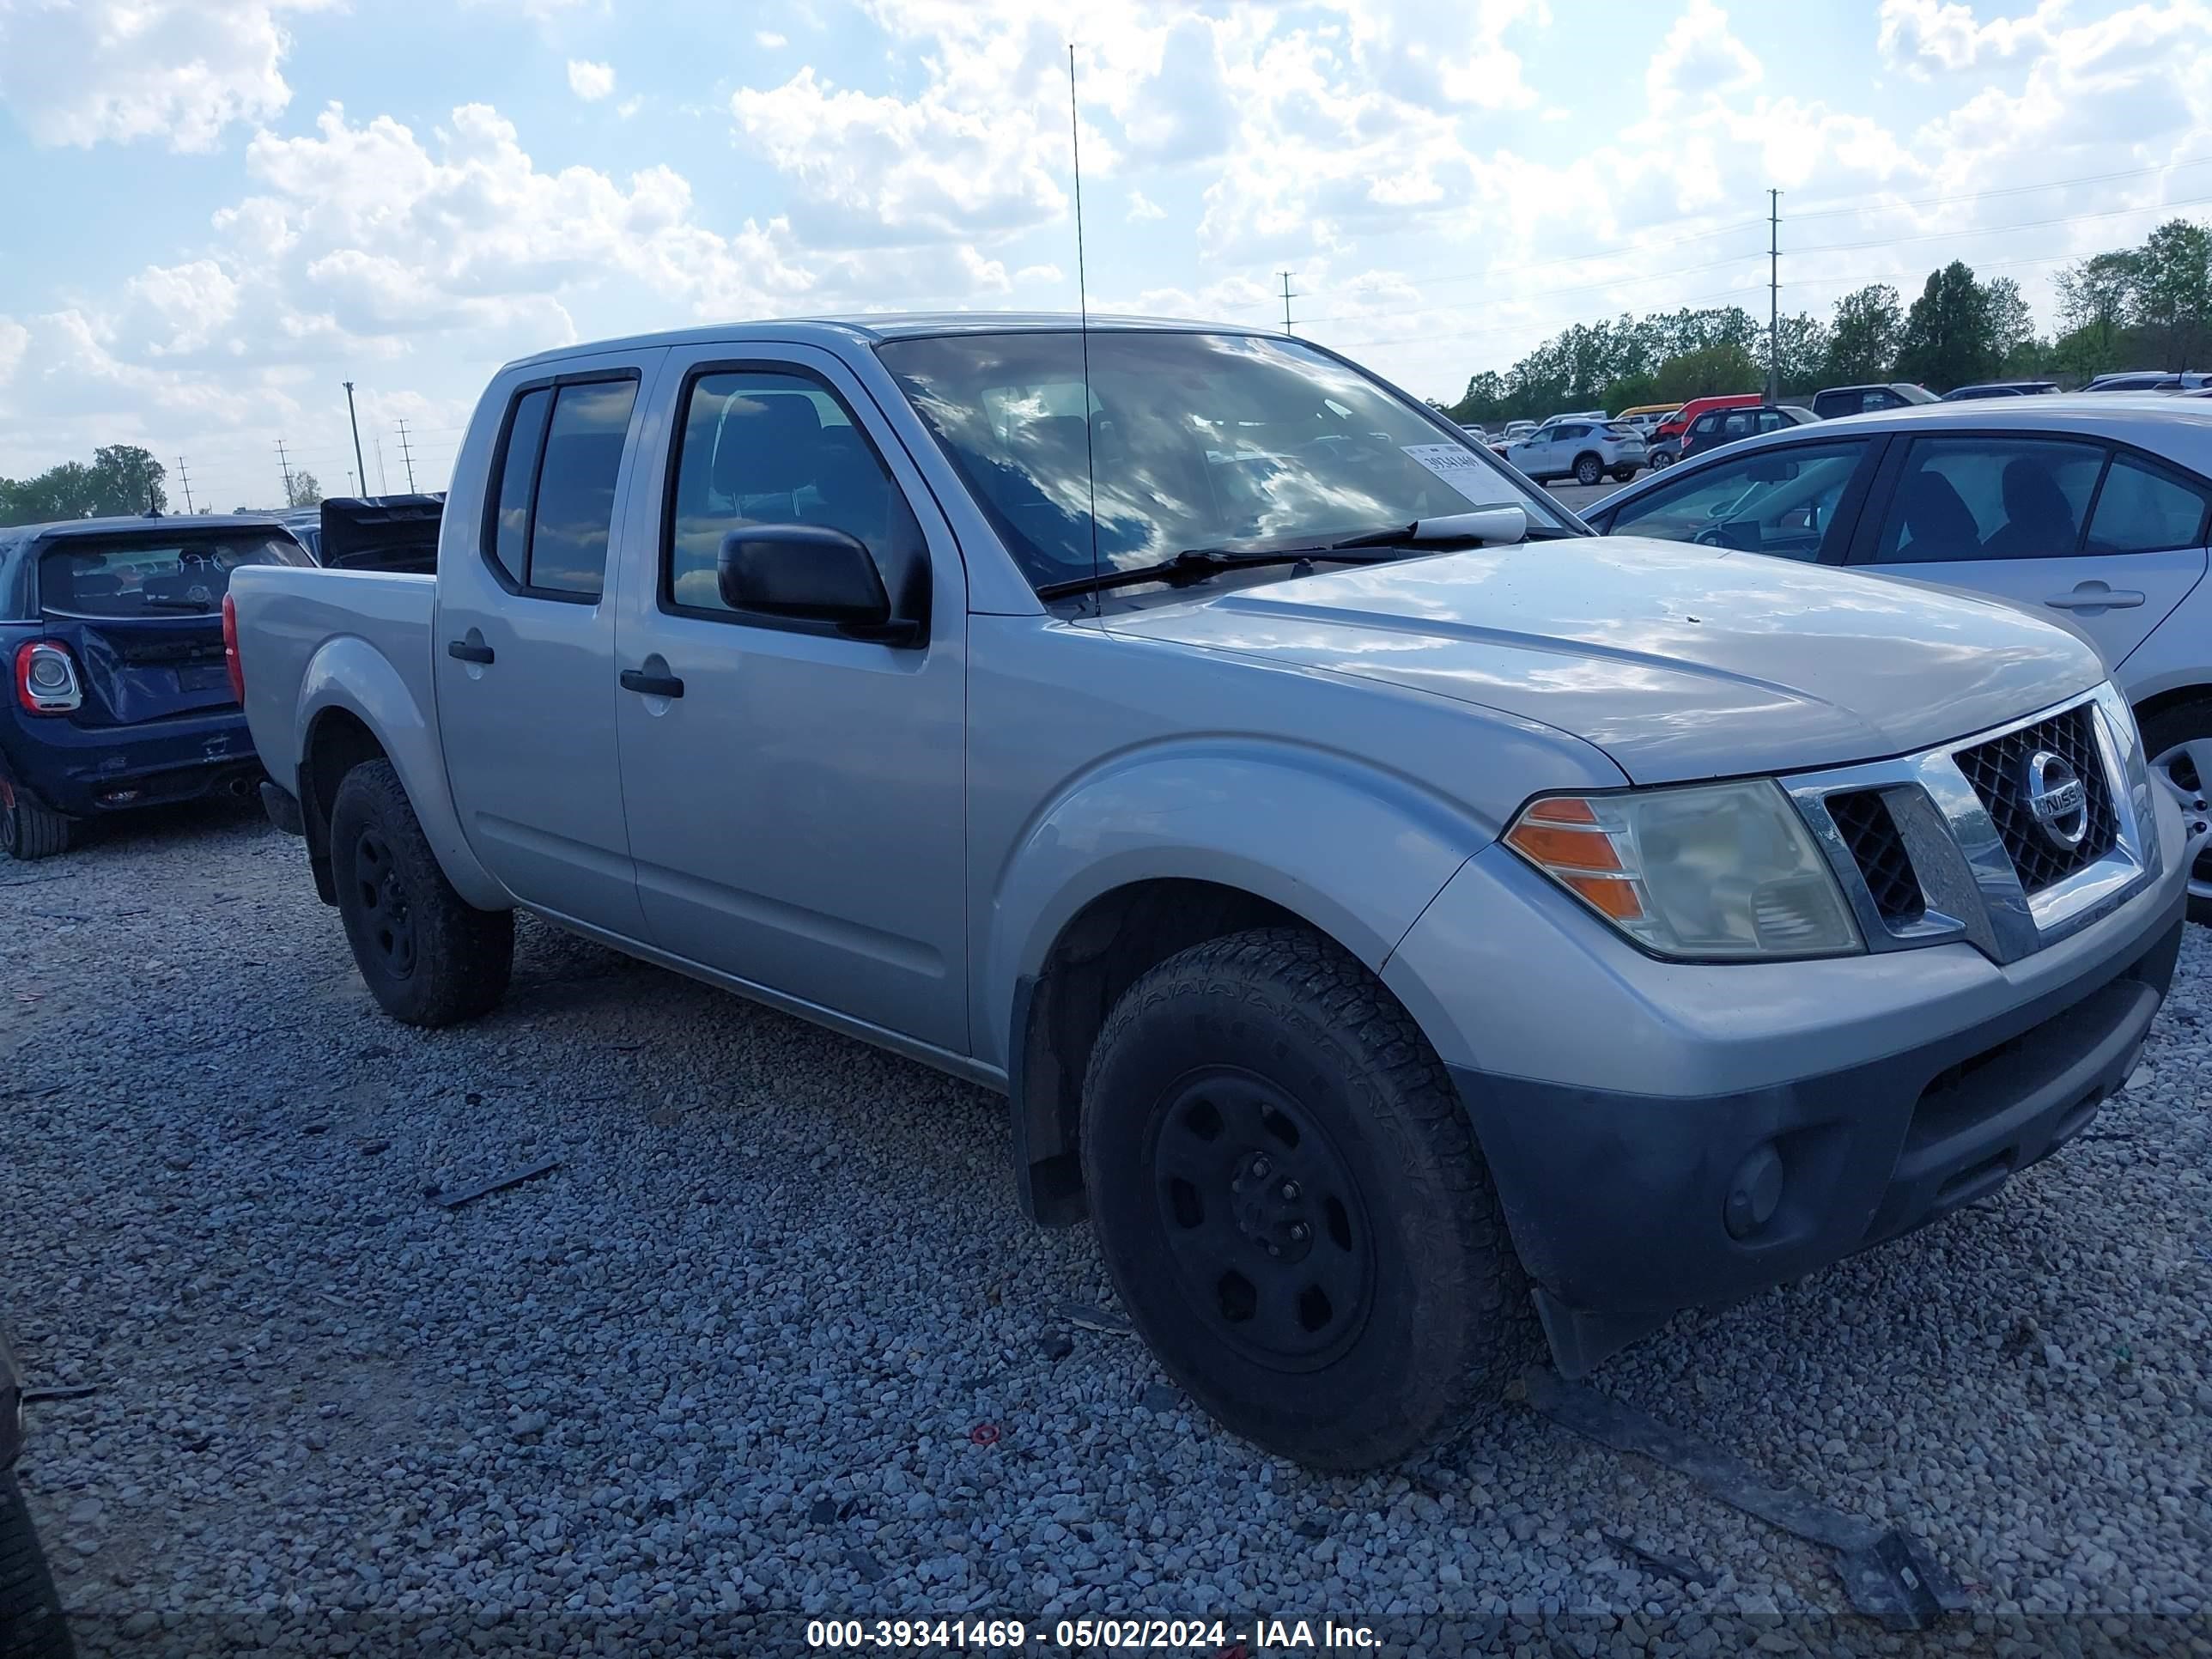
left=228, top=315, right=2192, bottom=1469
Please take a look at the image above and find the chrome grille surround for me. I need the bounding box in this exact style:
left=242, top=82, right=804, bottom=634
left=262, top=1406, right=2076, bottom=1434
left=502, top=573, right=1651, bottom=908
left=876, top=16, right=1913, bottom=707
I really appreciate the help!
left=1786, top=684, right=2160, bottom=966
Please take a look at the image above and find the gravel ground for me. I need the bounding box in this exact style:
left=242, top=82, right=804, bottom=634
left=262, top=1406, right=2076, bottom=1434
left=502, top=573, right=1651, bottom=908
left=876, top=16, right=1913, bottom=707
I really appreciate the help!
left=3, top=804, right=2209, bottom=1657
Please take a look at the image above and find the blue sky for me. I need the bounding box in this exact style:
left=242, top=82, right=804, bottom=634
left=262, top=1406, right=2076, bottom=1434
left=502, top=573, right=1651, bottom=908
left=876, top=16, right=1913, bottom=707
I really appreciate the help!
left=1, top=0, right=2208, bottom=509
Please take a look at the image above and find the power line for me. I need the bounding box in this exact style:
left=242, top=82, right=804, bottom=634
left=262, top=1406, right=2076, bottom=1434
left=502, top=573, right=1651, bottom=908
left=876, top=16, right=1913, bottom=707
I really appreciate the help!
left=1279, top=271, right=1296, bottom=335
left=1785, top=154, right=2212, bottom=224
left=1791, top=191, right=2212, bottom=257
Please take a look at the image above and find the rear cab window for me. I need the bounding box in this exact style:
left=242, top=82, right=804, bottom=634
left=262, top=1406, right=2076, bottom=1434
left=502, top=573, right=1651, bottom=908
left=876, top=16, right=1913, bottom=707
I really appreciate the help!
left=36, top=529, right=310, bottom=617
left=482, top=375, right=640, bottom=599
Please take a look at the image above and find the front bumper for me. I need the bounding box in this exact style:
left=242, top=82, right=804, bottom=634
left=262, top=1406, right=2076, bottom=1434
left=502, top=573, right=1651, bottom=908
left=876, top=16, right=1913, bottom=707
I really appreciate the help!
left=1384, top=785, right=2191, bottom=1375
left=2, top=708, right=262, bottom=817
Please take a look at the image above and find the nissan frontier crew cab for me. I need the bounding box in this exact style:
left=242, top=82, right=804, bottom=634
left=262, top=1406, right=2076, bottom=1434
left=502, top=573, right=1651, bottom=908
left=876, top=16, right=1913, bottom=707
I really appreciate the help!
left=228, top=316, right=2193, bottom=1470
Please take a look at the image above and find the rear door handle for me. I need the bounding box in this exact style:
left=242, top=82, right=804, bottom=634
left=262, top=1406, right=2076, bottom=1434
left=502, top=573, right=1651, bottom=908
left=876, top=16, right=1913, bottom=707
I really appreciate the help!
left=619, top=667, right=685, bottom=698
left=447, top=639, right=495, bottom=664
left=2045, top=588, right=2144, bottom=611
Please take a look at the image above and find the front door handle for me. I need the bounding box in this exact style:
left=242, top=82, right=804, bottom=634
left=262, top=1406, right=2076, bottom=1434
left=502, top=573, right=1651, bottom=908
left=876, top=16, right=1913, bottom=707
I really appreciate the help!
left=447, top=639, right=495, bottom=664
left=2045, top=587, right=2145, bottom=611
left=620, top=667, right=685, bottom=698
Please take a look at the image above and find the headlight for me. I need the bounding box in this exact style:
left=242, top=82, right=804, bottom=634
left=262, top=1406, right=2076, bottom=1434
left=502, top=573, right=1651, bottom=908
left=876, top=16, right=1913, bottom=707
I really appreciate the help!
left=1504, top=780, right=1863, bottom=960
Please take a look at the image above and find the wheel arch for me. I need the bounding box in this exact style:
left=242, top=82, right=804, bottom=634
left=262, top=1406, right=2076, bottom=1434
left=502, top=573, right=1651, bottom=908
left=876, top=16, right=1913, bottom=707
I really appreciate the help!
left=1007, top=878, right=1410, bottom=1225
left=291, top=635, right=508, bottom=910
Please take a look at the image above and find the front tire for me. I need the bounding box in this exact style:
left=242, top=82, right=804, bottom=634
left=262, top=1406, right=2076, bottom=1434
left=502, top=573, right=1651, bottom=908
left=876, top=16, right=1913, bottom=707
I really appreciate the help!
left=2141, top=702, right=2212, bottom=926
left=0, top=774, right=73, bottom=863
left=1079, top=928, right=1532, bottom=1470
left=0, top=1472, right=74, bottom=1659
left=1573, top=453, right=1603, bottom=487
left=1651, top=450, right=1675, bottom=470
left=330, top=760, right=514, bottom=1026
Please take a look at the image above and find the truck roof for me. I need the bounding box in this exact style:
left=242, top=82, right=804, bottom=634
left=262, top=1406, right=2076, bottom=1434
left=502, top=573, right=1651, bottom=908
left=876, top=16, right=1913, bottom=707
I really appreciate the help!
left=505, top=312, right=1270, bottom=372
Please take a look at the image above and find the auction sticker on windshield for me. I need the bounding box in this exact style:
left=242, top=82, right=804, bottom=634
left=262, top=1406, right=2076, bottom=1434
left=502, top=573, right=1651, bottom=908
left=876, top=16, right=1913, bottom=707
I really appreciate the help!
left=1401, top=443, right=1514, bottom=506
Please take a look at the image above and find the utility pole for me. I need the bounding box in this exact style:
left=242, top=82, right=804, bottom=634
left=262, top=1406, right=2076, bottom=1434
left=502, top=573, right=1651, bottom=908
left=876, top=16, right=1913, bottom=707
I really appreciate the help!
left=343, top=381, right=368, bottom=501
left=396, top=418, right=419, bottom=493
left=374, top=434, right=390, bottom=495
left=276, top=439, right=295, bottom=506
left=175, top=456, right=194, bottom=514
left=1279, top=271, right=1297, bottom=336
left=1767, top=189, right=1782, bottom=404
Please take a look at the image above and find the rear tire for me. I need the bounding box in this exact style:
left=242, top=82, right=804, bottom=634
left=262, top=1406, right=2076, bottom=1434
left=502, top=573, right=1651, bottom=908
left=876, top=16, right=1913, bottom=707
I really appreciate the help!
left=0, top=775, right=73, bottom=863
left=1612, top=467, right=1637, bottom=483
left=1079, top=927, right=1533, bottom=1470
left=2140, top=701, right=2212, bottom=927
left=1573, top=453, right=1603, bottom=487
left=0, top=1472, right=74, bottom=1659
left=330, top=760, right=514, bottom=1026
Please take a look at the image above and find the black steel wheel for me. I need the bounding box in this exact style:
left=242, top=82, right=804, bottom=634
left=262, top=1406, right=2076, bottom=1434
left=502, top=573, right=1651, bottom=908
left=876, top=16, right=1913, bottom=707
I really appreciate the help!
left=1149, top=1069, right=1376, bottom=1372
left=330, top=760, right=514, bottom=1026
left=1081, top=927, right=1534, bottom=1470
left=349, top=826, right=417, bottom=980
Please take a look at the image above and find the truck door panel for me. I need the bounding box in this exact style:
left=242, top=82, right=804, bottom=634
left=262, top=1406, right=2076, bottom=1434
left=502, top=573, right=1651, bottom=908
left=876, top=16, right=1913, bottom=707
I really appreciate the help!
left=434, top=351, right=665, bottom=937
left=611, top=345, right=969, bottom=1052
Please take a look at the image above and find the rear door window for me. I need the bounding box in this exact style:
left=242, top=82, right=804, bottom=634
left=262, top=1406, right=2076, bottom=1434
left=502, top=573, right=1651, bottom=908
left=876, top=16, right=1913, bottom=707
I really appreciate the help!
left=2084, top=453, right=2212, bottom=554
left=1869, top=437, right=2105, bottom=563
left=482, top=376, right=638, bottom=599
left=37, top=532, right=311, bottom=617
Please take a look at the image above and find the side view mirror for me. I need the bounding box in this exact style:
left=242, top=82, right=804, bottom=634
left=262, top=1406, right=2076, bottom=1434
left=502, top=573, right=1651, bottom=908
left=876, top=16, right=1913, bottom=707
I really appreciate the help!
left=717, top=526, right=921, bottom=647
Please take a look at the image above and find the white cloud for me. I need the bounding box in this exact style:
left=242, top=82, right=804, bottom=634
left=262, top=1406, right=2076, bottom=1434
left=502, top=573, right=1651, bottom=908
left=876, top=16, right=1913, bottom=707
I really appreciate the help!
left=0, top=0, right=332, bottom=152
left=1647, top=0, right=1763, bottom=113
left=566, top=59, right=615, bottom=102
left=1876, top=0, right=2060, bottom=75
left=756, top=29, right=787, bottom=47
left=1127, top=190, right=1165, bottom=222
left=1014, top=262, right=1063, bottom=284
left=732, top=65, right=1068, bottom=246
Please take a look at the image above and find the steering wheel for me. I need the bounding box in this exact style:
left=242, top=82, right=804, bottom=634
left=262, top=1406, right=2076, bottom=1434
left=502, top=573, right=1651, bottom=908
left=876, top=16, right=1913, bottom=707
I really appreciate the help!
left=1692, top=526, right=1726, bottom=547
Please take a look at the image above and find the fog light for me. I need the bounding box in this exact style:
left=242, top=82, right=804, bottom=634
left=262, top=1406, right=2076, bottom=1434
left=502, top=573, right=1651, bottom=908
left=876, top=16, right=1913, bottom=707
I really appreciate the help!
left=1723, top=1145, right=1784, bottom=1240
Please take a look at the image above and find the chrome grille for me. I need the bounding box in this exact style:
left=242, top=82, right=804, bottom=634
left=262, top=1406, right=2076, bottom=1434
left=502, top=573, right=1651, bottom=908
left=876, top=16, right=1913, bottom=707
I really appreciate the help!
left=1788, top=689, right=2155, bottom=966
left=1953, top=703, right=2117, bottom=894
left=1826, top=790, right=1924, bottom=924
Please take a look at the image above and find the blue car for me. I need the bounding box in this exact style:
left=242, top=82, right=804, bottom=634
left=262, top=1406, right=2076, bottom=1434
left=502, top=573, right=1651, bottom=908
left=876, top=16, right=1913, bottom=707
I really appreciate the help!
left=0, top=514, right=313, bottom=860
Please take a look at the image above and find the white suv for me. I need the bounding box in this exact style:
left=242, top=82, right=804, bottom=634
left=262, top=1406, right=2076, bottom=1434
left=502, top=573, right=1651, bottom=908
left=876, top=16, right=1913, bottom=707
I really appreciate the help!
left=1504, top=418, right=1646, bottom=486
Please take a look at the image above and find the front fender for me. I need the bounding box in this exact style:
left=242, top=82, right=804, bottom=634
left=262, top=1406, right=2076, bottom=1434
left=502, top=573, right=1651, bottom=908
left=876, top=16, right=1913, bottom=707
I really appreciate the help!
left=294, top=635, right=508, bottom=910
left=980, top=741, right=1494, bottom=1073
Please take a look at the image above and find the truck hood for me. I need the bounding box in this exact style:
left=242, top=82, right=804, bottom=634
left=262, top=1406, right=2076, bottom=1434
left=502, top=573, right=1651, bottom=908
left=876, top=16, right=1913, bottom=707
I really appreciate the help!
left=1103, top=537, right=2106, bottom=784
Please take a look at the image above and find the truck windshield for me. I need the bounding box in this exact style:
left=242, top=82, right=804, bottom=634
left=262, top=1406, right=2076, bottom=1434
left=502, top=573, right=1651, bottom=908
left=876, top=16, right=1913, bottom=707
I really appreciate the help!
left=877, top=330, right=1573, bottom=595
left=38, top=532, right=311, bottom=617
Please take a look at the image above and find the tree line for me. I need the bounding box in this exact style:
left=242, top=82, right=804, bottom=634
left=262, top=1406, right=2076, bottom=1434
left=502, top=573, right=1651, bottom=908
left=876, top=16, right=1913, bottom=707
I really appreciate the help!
left=1445, top=216, right=2212, bottom=426
left=1, top=446, right=324, bottom=527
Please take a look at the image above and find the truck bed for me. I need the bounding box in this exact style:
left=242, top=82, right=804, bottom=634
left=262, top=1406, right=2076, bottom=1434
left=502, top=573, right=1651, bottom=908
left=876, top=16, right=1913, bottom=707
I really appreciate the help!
left=228, top=565, right=436, bottom=789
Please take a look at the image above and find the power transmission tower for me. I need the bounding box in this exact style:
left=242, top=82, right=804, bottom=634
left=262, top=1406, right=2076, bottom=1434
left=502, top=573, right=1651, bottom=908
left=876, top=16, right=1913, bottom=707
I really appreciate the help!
left=1767, top=189, right=1782, bottom=404
left=343, top=380, right=368, bottom=499
left=396, top=419, right=419, bottom=492
left=276, top=439, right=295, bottom=506
left=1279, top=271, right=1297, bottom=335
left=175, top=456, right=194, bottom=514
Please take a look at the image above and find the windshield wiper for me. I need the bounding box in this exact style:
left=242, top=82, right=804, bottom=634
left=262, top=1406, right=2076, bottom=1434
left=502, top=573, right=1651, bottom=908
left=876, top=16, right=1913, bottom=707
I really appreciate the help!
left=1036, top=507, right=1539, bottom=602
left=1034, top=545, right=1411, bottom=601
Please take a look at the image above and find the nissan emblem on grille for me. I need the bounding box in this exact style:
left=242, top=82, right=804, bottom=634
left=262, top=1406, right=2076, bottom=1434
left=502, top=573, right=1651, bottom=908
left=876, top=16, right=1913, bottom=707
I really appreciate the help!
left=2025, top=750, right=2088, bottom=851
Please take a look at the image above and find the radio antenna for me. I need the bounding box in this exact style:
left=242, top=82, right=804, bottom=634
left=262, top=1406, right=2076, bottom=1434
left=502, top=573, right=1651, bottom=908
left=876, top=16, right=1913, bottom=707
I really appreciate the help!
left=1068, top=42, right=1100, bottom=611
